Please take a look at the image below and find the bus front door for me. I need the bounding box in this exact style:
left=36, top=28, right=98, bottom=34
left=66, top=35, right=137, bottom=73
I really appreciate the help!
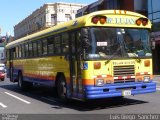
left=70, top=32, right=82, bottom=98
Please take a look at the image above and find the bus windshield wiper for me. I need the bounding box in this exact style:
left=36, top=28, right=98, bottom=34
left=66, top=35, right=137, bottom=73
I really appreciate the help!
left=127, top=52, right=141, bottom=63
left=105, top=46, right=122, bottom=65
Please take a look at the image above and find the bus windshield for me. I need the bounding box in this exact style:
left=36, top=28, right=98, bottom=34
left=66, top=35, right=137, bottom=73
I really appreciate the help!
left=85, top=27, right=152, bottom=60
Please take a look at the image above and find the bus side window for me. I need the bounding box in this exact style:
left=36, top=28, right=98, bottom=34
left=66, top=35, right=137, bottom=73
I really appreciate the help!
left=62, top=33, right=69, bottom=54
left=33, top=42, right=38, bottom=57
left=28, top=43, right=33, bottom=57
left=6, top=50, right=9, bottom=60
left=25, top=44, right=29, bottom=57
left=22, top=45, right=25, bottom=58
left=37, top=41, right=42, bottom=56
left=19, top=46, right=22, bottom=58
left=12, top=48, right=16, bottom=59
left=55, top=35, right=61, bottom=54
left=76, top=31, right=81, bottom=54
left=16, top=46, right=19, bottom=58
left=48, top=37, right=54, bottom=55
left=42, top=39, right=48, bottom=55
left=71, top=33, right=76, bottom=54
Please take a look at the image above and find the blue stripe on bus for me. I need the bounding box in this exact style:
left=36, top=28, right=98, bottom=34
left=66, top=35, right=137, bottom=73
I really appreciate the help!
left=83, top=82, right=156, bottom=99
left=23, top=76, right=55, bottom=87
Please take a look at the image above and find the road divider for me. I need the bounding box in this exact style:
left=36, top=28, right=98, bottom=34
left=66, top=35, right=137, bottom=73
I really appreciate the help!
left=5, top=92, right=31, bottom=104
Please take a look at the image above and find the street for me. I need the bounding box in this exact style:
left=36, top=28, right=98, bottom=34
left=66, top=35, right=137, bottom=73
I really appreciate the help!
left=0, top=77, right=160, bottom=114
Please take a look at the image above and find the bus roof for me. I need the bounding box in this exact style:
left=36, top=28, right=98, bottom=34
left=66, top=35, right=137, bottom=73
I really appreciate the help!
left=6, top=10, right=151, bottom=49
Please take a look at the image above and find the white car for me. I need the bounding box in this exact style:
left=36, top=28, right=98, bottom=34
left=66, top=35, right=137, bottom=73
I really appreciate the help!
left=0, top=63, right=5, bottom=70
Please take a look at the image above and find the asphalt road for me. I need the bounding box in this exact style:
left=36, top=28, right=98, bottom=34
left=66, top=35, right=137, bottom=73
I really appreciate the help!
left=0, top=76, right=160, bottom=119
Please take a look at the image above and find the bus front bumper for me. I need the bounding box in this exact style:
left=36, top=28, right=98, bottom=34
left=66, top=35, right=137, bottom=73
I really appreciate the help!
left=84, top=82, right=156, bottom=99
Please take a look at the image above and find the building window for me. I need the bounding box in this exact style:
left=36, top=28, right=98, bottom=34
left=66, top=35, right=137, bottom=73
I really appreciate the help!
left=106, top=0, right=119, bottom=9
left=65, top=14, right=71, bottom=21
left=51, top=14, right=57, bottom=24
left=148, top=0, right=160, bottom=32
left=90, top=7, right=98, bottom=13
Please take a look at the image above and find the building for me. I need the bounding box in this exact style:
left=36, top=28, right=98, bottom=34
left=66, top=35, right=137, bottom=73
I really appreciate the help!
left=148, top=0, right=160, bottom=74
left=0, top=42, right=5, bottom=63
left=14, top=2, right=85, bottom=39
left=76, top=0, right=148, bottom=17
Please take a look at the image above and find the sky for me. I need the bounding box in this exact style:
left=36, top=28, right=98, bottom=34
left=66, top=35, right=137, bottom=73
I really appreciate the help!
left=0, top=0, right=95, bottom=36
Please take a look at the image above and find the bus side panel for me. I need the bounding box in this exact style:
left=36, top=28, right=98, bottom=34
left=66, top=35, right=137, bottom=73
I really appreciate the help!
left=13, top=56, right=70, bottom=87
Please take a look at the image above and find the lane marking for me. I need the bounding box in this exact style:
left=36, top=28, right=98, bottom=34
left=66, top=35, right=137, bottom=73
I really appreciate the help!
left=0, top=102, right=7, bottom=108
left=5, top=92, right=31, bottom=104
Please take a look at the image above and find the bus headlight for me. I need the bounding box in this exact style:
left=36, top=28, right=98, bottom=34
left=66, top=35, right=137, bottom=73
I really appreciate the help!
left=95, top=79, right=104, bottom=86
left=144, top=76, right=150, bottom=82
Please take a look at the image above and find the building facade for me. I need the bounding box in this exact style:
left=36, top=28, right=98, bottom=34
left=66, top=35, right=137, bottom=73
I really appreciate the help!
left=0, top=43, right=5, bottom=63
left=148, top=0, right=160, bottom=74
left=76, top=0, right=148, bottom=17
left=14, top=2, right=85, bottom=39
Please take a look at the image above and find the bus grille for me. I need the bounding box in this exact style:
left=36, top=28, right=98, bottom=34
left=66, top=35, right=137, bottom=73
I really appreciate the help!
left=114, top=65, right=135, bottom=83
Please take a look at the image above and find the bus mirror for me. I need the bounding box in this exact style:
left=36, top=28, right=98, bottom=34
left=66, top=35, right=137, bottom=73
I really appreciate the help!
left=81, top=28, right=90, bottom=48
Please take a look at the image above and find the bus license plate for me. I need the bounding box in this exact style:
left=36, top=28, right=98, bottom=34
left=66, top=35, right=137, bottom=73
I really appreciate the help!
left=122, top=90, right=131, bottom=96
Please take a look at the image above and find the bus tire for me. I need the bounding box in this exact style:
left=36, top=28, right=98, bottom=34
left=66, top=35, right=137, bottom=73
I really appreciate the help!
left=57, top=75, right=67, bottom=101
left=18, top=72, right=25, bottom=90
left=18, top=72, right=32, bottom=90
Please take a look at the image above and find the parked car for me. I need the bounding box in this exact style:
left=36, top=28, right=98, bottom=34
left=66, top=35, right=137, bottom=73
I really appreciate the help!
left=0, top=69, right=5, bottom=81
left=0, top=64, right=6, bottom=81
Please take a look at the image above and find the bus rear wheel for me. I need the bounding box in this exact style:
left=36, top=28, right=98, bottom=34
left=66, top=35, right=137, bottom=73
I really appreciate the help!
left=57, top=75, right=67, bottom=101
left=18, top=72, right=32, bottom=90
left=18, top=73, right=24, bottom=90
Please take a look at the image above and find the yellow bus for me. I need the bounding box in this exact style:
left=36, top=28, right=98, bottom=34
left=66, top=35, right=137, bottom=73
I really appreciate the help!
left=5, top=10, right=156, bottom=100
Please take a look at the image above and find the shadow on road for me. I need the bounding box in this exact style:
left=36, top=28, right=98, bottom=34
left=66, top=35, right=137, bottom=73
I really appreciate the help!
left=0, top=83, right=148, bottom=111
